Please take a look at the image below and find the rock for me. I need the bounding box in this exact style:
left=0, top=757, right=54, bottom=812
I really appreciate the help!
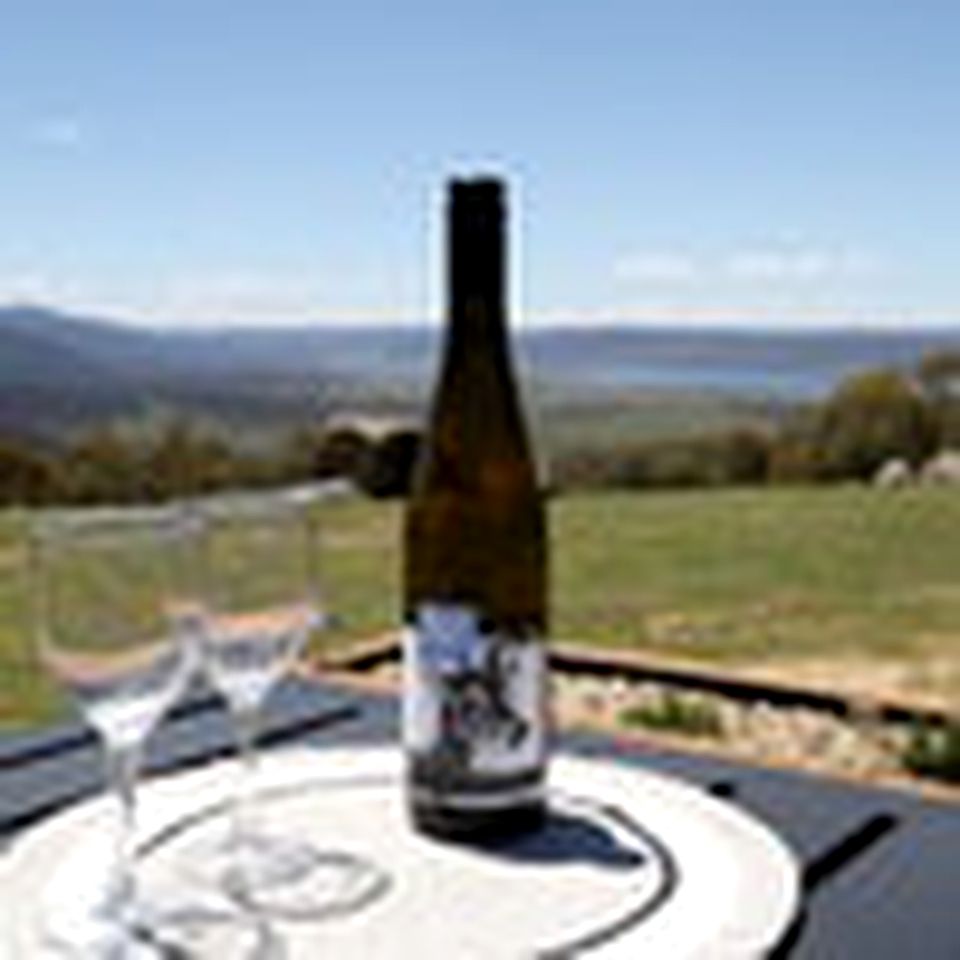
left=873, top=458, right=913, bottom=488
left=919, top=449, right=960, bottom=486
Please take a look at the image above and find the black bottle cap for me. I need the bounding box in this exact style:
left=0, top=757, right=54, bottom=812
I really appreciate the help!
left=449, top=177, right=504, bottom=209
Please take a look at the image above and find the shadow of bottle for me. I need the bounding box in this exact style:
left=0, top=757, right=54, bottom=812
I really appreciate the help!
left=462, top=804, right=647, bottom=871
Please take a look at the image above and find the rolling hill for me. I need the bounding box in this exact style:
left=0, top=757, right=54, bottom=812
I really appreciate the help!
left=1, top=304, right=958, bottom=443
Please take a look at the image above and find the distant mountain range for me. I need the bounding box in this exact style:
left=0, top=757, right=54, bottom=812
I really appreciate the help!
left=1, top=304, right=959, bottom=441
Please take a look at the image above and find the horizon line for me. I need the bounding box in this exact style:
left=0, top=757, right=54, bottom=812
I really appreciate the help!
left=2, top=300, right=960, bottom=335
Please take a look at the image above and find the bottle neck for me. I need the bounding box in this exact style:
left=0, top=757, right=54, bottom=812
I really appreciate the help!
left=424, top=180, right=531, bottom=465
left=446, top=184, right=509, bottom=358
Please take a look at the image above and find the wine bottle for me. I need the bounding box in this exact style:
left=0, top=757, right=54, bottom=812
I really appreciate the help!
left=403, top=177, right=549, bottom=840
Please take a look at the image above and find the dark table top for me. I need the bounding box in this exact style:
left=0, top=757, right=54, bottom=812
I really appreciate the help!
left=2, top=677, right=958, bottom=959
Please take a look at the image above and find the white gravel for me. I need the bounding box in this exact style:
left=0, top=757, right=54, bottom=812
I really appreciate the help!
left=553, top=673, right=915, bottom=781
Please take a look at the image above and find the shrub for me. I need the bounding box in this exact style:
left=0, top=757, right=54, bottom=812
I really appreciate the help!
left=902, top=723, right=960, bottom=783
left=619, top=691, right=723, bottom=738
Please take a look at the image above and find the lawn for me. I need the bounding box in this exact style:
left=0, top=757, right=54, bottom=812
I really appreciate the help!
left=3, top=485, right=959, bottom=729
left=554, top=486, right=960, bottom=662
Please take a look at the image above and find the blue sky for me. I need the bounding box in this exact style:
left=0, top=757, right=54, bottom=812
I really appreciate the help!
left=1, top=0, right=959, bottom=329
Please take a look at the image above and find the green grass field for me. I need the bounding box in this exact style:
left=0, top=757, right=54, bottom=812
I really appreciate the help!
left=3, top=485, right=959, bottom=729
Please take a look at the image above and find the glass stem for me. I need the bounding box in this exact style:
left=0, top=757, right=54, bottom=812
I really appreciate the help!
left=106, top=743, right=141, bottom=923
left=231, top=703, right=262, bottom=845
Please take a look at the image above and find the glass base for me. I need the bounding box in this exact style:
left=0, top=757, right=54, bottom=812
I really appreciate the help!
left=41, top=920, right=156, bottom=960
left=40, top=889, right=245, bottom=960
left=182, top=828, right=391, bottom=922
left=137, top=898, right=283, bottom=960
left=236, top=847, right=391, bottom=922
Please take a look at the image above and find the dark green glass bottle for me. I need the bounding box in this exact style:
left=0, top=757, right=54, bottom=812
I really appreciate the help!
left=403, top=177, right=549, bottom=840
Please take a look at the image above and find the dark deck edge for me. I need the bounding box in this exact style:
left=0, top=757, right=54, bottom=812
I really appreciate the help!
left=0, top=702, right=359, bottom=838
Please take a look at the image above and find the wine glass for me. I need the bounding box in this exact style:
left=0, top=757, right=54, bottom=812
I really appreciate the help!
left=31, top=505, right=198, bottom=957
left=187, top=485, right=388, bottom=920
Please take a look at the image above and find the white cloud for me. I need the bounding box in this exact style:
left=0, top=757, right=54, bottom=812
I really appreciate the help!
left=0, top=273, right=59, bottom=302
left=724, top=248, right=876, bottom=282
left=158, top=273, right=323, bottom=324
left=614, top=244, right=878, bottom=292
left=0, top=270, right=424, bottom=328
left=144, top=272, right=427, bottom=327
left=612, top=252, right=699, bottom=283
left=31, top=117, right=83, bottom=148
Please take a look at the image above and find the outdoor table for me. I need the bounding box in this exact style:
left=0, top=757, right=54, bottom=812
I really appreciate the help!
left=2, top=677, right=959, bottom=958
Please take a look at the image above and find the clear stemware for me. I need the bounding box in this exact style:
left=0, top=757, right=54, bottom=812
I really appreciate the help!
left=187, top=485, right=388, bottom=921
left=31, top=505, right=197, bottom=957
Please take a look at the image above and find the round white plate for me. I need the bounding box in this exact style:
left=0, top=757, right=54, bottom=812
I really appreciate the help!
left=1, top=745, right=800, bottom=959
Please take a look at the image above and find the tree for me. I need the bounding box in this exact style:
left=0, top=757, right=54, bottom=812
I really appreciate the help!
left=142, top=419, right=236, bottom=499
left=813, top=369, right=937, bottom=480
left=0, top=437, right=55, bottom=505
left=917, top=349, right=960, bottom=400
left=917, top=349, right=960, bottom=448
left=61, top=427, right=143, bottom=503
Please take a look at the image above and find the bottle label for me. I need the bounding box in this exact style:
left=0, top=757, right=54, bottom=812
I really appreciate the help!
left=403, top=603, right=545, bottom=780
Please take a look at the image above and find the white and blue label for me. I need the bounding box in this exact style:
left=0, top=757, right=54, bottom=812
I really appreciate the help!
left=403, top=602, right=546, bottom=776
